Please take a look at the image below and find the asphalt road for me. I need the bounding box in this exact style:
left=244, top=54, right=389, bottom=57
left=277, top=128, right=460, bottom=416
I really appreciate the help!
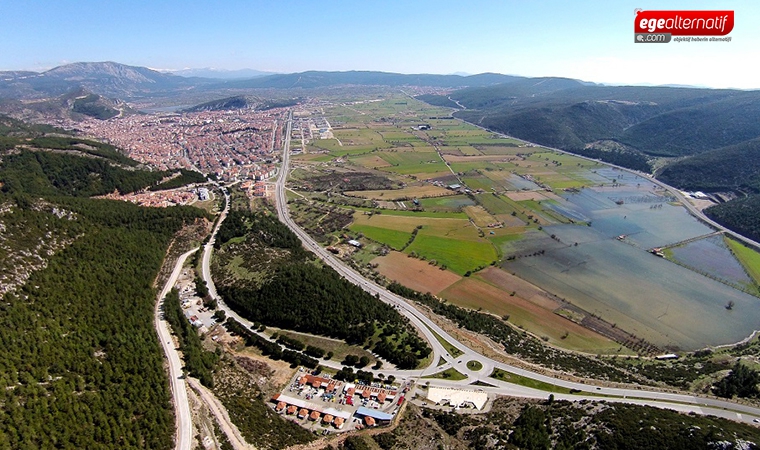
left=155, top=248, right=197, bottom=450
left=271, top=110, right=760, bottom=424
left=194, top=109, right=760, bottom=426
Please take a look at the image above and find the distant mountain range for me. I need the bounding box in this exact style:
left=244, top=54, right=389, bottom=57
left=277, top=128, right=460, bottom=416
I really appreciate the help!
left=219, top=71, right=520, bottom=89
left=3, top=60, right=760, bottom=234
left=167, top=67, right=275, bottom=79
left=0, top=62, right=522, bottom=100
left=0, top=61, right=211, bottom=100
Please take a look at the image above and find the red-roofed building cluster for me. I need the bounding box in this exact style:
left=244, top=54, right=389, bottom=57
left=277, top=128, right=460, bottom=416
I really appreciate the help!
left=81, top=108, right=288, bottom=182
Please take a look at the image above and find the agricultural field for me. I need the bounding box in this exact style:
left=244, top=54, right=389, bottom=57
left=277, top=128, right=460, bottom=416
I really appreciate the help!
left=372, top=251, right=461, bottom=295
left=286, top=94, right=760, bottom=355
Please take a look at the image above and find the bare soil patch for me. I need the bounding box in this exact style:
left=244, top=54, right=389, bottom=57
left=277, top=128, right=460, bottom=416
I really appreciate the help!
left=373, top=251, right=461, bottom=295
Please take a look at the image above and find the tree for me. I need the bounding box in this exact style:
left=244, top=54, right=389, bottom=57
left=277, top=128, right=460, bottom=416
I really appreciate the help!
left=714, top=362, right=760, bottom=399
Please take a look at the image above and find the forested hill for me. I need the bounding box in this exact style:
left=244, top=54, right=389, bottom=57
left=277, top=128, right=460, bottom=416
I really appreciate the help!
left=0, top=117, right=210, bottom=448
left=658, top=139, right=760, bottom=193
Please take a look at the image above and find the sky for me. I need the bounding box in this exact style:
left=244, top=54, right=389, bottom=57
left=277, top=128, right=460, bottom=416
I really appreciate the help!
left=1, top=0, right=757, bottom=89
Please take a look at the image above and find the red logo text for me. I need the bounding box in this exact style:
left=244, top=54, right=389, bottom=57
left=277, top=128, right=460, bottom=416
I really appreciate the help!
left=635, top=10, right=734, bottom=36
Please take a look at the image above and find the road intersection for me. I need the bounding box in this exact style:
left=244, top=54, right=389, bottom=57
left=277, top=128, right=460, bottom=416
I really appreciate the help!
left=196, top=110, right=760, bottom=430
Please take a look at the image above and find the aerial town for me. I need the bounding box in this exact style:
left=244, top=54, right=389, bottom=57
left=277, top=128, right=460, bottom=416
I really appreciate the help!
left=81, top=108, right=286, bottom=181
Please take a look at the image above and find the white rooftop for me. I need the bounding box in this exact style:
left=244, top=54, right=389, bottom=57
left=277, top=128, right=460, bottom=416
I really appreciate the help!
left=426, top=386, right=488, bottom=410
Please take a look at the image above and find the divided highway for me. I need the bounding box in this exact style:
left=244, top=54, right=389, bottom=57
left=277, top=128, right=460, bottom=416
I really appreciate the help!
left=271, top=111, right=760, bottom=424
left=197, top=109, right=760, bottom=427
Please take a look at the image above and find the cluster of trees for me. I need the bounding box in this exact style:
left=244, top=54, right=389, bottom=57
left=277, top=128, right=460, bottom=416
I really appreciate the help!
left=304, top=345, right=326, bottom=358
left=224, top=319, right=319, bottom=369
left=270, top=334, right=327, bottom=359
left=149, top=169, right=207, bottom=191
left=333, top=367, right=375, bottom=384
left=342, top=354, right=370, bottom=368
left=215, top=210, right=299, bottom=250
left=713, top=362, right=760, bottom=399
left=276, top=334, right=306, bottom=351
left=162, top=288, right=218, bottom=387
left=219, top=264, right=429, bottom=369
left=214, top=208, right=430, bottom=369
left=0, top=196, right=206, bottom=448
left=657, top=138, right=760, bottom=193
left=0, top=150, right=166, bottom=197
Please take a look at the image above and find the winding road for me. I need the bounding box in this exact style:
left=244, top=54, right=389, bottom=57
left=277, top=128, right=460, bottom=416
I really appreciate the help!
left=199, top=109, right=760, bottom=428
left=155, top=248, right=197, bottom=450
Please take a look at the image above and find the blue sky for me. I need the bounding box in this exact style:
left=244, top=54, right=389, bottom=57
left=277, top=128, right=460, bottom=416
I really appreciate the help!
left=1, top=0, right=756, bottom=88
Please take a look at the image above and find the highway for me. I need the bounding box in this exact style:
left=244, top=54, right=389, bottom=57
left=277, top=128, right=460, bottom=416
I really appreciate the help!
left=155, top=248, right=197, bottom=450
left=196, top=109, right=760, bottom=426
left=272, top=110, right=760, bottom=424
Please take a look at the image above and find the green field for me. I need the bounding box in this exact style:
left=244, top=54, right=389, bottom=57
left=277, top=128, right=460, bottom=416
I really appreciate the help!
left=349, top=224, right=412, bottom=250
left=475, top=193, right=523, bottom=216
left=357, top=208, right=468, bottom=220
left=726, top=238, right=760, bottom=284
left=460, top=174, right=496, bottom=191
left=406, top=234, right=497, bottom=275
left=290, top=94, right=641, bottom=354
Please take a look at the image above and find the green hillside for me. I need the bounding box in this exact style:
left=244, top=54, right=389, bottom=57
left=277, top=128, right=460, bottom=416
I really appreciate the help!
left=658, top=139, right=760, bottom=192
left=706, top=195, right=760, bottom=243
left=0, top=118, right=209, bottom=448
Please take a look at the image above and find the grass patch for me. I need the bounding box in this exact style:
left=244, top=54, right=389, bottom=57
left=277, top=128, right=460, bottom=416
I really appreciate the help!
left=428, top=327, right=464, bottom=358
left=726, top=237, right=760, bottom=285
left=424, top=367, right=468, bottom=381
left=466, top=360, right=483, bottom=371
left=271, top=329, right=379, bottom=366
left=490, top=368, right=572, bottom=394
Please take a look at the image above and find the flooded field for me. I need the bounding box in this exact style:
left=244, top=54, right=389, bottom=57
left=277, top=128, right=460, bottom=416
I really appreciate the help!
left=670, top=236, right=754, bottom=289
left=502, top=172, right=760, bottom=351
